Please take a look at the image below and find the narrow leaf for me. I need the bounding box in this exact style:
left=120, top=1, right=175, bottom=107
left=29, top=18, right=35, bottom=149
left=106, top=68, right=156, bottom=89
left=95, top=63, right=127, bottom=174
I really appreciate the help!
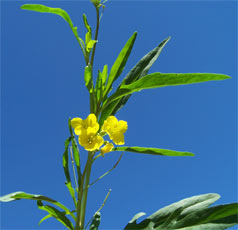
left=99, top=37, right=171, bottom=121
left=63, top=136, right=72, bottom=183
left=84, top=65, right=93, bottom=93
left=114, top=146, right=194, bottom=157
left=37, top=200, right=74, bottom=230
left=105, top=32, right=137, bottom=95
left=21, top=4, right=74, bottom=27
left=21, top=4, right=86, bottom=56
left=68, top=119, right=82, bottom=187
left=106, top=73, right=231, bottom=106
left=101, top=65, right=108, bottom=88
left=121, top=36, right=171, bottom=86
left=0, top=191, right=76, bottom=222
left=39, top=214, right=52, bottom=226
left=83, top=14, right=91, bottom=33
left=95, top=71, right=103, bottom=104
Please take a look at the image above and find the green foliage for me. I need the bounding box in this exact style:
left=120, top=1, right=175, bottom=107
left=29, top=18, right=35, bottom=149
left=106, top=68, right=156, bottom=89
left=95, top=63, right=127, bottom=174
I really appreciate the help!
left=0, top=191, right=73, bottom=215
left=95, top=70, right=103, bottom=105
left=99, top=37, right=170, bottom=124
left=89, top=212, right=101, bottom=230
left=112, top=37, right=170, bottom=114
left=104, top=32, right=138, bottom=97
left=124, top=193, right=238, bottom=230
left=114, top=146, right=194, bottom=157
left=37, top=200, right=74, bottom=229
left=68, top=118, right=82, bottom=188
left=105, top=73, right=231, bottom=107
left=11, top=3, right=235, bottom=230
left=63, top=136, right=72, bottom=183
left=62, top=135, right=77, bottom=206
left=20, top=4, right=86, bottom=60
left=83, top=14, right=97, bottom=53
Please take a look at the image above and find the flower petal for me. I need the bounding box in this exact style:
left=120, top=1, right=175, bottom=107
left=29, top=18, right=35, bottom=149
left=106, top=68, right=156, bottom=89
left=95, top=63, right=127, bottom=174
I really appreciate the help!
left=111, top=132, right=125, bottom=145
left=118, top=120, right=128, bottom=133
left=71, top=118, right=82, bottom=129
left=101, top=142, right=114, bottom=157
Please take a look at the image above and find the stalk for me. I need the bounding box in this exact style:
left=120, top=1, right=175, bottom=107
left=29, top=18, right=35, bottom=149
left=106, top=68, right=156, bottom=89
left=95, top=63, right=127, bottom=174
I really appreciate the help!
left=90, top=7, right=100, bottom=68
left=79, top=152, right=94, bottom=229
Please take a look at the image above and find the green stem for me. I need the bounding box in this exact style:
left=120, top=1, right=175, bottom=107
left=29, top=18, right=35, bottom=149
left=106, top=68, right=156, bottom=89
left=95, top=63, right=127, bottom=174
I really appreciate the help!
left=79, top=152, right=94, bottom=229
left=75, top=163, right=87, bottom=230
left=90, top=7, right=100, bottom=68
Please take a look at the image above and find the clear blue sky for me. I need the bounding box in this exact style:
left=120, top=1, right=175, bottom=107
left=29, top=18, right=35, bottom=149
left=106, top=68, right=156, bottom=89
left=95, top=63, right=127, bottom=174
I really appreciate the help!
left=1, top=1, right=237, bottom=229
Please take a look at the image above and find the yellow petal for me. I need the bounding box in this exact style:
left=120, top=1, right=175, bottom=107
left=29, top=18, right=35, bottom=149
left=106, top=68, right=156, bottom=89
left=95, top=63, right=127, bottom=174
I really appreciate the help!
left=101, top=142, right=114, bottom=157
left=111, top=132, right=125, bottom=145
left=74, top=126, right=82, bottom=135
left=71, top=118, right=82, bottom=129
left=78, top=131, right=104, bottom=151
left=118, top=120, right=128, bottom=133
left=107, top=116, right=118, bottom=126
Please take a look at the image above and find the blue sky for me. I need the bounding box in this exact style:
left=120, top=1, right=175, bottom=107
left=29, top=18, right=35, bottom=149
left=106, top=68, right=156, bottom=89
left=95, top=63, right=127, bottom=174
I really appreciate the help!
left=1, top=0, right=237, bottom=229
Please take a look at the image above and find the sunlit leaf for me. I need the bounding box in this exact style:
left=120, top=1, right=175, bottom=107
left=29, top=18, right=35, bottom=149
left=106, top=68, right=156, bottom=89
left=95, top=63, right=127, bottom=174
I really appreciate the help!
left=106, top=73, right=231, bottom=106
left=111, top=37, right=171, bottom=115
left=68, top=119, right=82, bottom=188
left=39, top=214, right=52, bottom=226
left=20, top=4, right=85, bottom=56
left=99, top=38, right=171, bottom=124
left=101, top=65, right=108, bottom=89
left=63, top=136, right=72, bottom=183
left=95, top=71, right=103, bottom=104
left=37, top=200, right=74, bottom=229
left=114, top=146, right=194, bottom=157
left=124, top=193, right=238, bottom=230
left=104, top=32, right=137, bottom=96
left=0, top=191, right=74, bottom=219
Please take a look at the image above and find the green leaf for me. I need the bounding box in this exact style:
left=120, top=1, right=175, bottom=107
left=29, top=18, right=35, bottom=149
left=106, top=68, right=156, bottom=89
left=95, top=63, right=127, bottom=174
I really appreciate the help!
left=83, top=13, right=91, bottom=34
left=62, top=135, right=76, bottom=206
left=124, top=193, right=238, bottom=230
left=20, top=4, right=86, bottom=57
left=87, top=39, right=97, bottom=52
left=0, top=191, right=75, bottom=220
left=68, top=119, right=82, bottom=187
left=84, top=65, right=94, bottom=93
left=106, top=73, right=231, bottom=106
left=83, top=14, right=97, bottom=52
left=39, top=214, right=52, bottom=226
left=65, top=182, right=77, bottom=207
left=21, top=4, right=74, bottom=27
left=104, top=32, right=137, bottom=96
left=63, top=136, right=72, bottom=183
left=90, top=212, right=101, bottom=230
left=113, top=146, right=194, bottom=157
left=121, top=37, right=171, bottom=86
left=101, top=65, right=108, bottom=89
left=111, top=37, right=171, bottom=115
left=99, top=37, right=170, bottom=124
left=37, top=200, right=74, bottom=230
left=95, top=71, right=103, bottom=104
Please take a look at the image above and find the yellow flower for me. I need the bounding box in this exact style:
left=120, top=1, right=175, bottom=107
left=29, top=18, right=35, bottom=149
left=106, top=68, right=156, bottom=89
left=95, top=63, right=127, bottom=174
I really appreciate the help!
left=71, top=114, right=99, bottom=135
left=100, top=142, right=114, bottom=157
left=79, top=130, right=104, bottom=151
left=102, top=116, right=128, bottom=145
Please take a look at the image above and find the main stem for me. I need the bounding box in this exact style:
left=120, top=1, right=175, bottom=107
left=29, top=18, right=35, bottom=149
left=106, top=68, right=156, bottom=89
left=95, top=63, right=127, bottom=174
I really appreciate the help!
left=90, top=7, right=100, bottom=68
left=79, top=153, right=93, bottom=229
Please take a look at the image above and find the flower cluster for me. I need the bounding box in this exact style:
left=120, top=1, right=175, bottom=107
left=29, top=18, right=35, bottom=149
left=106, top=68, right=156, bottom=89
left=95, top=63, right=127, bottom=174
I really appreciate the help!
left=71, top=114, right=127, bottom=155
